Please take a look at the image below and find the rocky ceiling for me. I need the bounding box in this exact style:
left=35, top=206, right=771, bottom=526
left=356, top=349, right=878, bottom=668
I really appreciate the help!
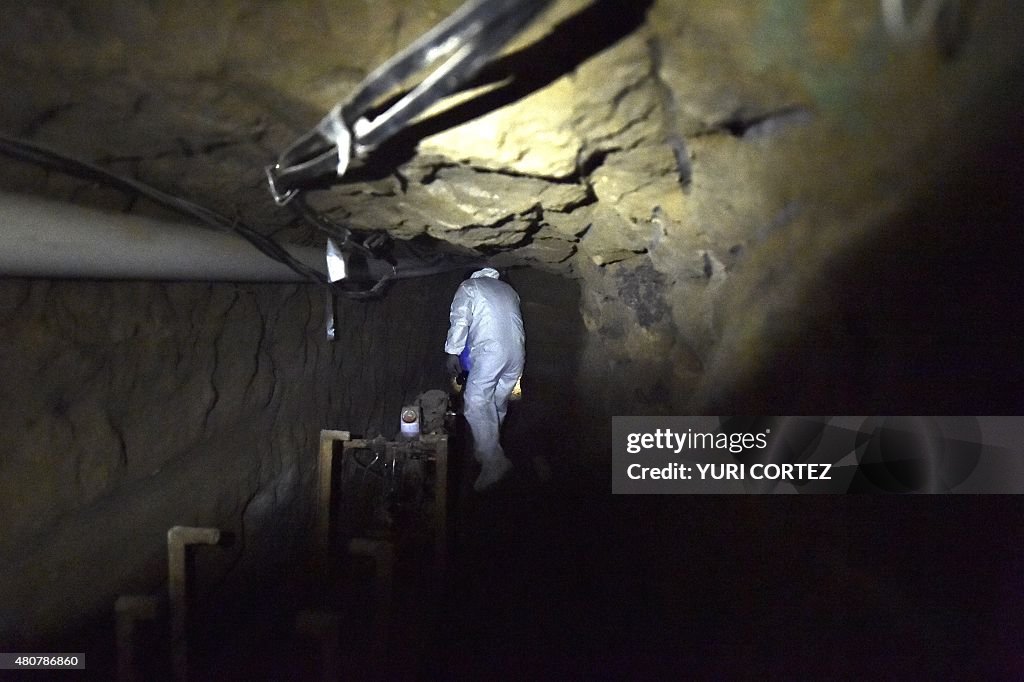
left=1, top=0, right=1022, bottom=410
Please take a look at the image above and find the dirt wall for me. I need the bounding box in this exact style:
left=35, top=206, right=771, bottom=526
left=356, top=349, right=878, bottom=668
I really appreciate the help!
left=0, top=274, right=458, bottom=645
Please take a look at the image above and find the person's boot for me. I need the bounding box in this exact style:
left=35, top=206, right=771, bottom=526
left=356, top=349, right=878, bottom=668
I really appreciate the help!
left=474, top=455, right=513, bottom=492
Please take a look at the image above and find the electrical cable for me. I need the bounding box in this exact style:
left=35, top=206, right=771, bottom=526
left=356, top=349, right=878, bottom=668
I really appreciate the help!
left=260, top=0, right=558, bottom=298
left=0, top=132, right=480, bottom=301
left=0, top=133, right=330, bottom=286
left=266, top=0, right=556, bottom=201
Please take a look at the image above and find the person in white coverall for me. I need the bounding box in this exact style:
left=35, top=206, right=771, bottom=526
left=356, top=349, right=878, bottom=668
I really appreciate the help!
left=445, top=268, right=525, bottom=491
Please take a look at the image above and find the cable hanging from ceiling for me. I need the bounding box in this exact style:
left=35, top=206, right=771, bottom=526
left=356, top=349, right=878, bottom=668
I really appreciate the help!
left=265, top=0, right=554, bottom=284
left=0, top=0, right=554, bottom=298
left=265, top=0, right=554, bottom=205
left=0, top=133, right=330, bottom=286
left=0, top=134, right=468, bottom=299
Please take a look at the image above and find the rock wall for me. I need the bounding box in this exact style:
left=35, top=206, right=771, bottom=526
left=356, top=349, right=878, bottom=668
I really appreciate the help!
left=2, top=0, right=1021, bottom=423
left=570, top=0, right=1024, bottom=415
left=0, top=273, right=459, bottom=645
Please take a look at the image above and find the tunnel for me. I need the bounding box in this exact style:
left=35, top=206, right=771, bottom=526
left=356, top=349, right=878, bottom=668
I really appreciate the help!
left=1, top=0, right=1024, bottom=679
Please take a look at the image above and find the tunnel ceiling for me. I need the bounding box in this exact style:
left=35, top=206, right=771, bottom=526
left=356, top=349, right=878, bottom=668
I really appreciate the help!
left=1, top=0, right=1022, bottom=407
left=0, top=0, right=1011, bottom=267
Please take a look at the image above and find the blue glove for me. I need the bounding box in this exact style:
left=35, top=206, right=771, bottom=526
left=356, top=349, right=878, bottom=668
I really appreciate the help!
left=445, top=353, right=462, bottom=377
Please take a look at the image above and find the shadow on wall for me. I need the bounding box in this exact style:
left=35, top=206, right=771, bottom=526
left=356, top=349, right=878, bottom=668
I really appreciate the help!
left=0, top=272, right=465, bottom=651
left=490, top=268, right=587, bottom=470
left=327, top=271, right=465, bottom=439
left=344, top=0, right=656, bottom=181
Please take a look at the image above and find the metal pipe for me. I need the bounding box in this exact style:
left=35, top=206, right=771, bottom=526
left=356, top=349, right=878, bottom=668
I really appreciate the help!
left=167, top=526, right=221, bottom=682
left=316, top=429, right=351, bottom=571
left=0, top=192, right=326, bottom=281
left=0, top=191, right=480, bottom=289
left=424, top=434, right=449, bottom=581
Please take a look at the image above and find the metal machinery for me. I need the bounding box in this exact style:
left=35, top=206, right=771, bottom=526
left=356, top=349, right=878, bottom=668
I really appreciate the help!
left=332, top=434, right=449, bottom=576
left=312, top=409, right=452, bottom=677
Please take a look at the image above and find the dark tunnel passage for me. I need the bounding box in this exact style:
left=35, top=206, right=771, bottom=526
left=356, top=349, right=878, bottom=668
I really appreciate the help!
left=3, top=104, right=1024, bottom=682
left=10, top=249, right=1023, bottom=680
left=0, top=267, right=599, bottom=680
left=3, top=0, right=1024, bottom=679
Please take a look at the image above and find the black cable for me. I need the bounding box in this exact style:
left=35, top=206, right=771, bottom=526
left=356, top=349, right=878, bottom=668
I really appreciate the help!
left=0, top=133, right=481, bottom=301
left=0, top=133, right=330, bottom=286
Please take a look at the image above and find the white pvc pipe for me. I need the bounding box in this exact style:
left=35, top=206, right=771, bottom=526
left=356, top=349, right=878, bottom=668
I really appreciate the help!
left=167, top=526, right=221, bottom=682
left=0, top=191, right=327, bottom=281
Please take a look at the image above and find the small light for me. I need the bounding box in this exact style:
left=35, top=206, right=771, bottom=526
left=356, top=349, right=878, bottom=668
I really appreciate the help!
left=400, top=405, right=421, bottom=438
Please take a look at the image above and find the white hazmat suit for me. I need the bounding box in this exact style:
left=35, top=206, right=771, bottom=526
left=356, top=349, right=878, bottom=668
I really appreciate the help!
left=445, top=268, right=525, bottom=491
